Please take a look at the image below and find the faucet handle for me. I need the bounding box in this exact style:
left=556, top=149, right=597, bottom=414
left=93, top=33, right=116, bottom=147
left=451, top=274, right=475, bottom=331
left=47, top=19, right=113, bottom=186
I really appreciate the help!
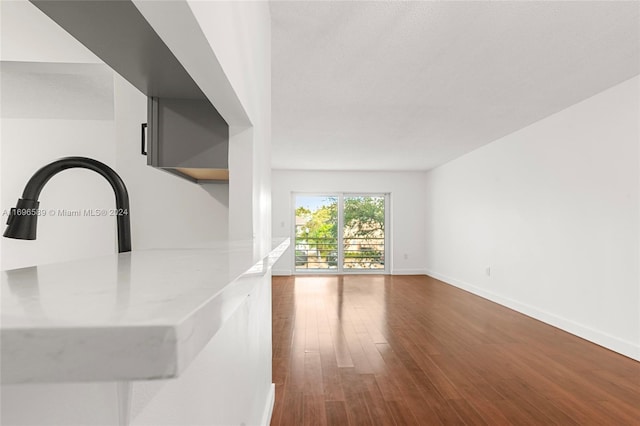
left=3, top=199, right=40, bottom=240
left=6, top=208, right=16, bottom=225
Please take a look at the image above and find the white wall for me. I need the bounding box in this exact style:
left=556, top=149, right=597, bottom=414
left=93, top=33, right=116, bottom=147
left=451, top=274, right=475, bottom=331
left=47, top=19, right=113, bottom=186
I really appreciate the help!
left=198, top=0, right=273, bottom=254
left=424, top=76, right=639, bottom=360
left=187, top=0, right=273, bottom=251
left=0, top=1, right=116, bottom=271
left=113, top=74, right=229, bottom=249
left=0, top=0, right=101, bottom=64
left=271, top=170, right=427, bottom=275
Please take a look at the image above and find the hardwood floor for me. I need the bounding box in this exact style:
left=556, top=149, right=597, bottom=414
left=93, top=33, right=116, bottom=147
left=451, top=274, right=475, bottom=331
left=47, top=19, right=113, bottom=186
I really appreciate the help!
left=270, top=275, right=640, bottom=425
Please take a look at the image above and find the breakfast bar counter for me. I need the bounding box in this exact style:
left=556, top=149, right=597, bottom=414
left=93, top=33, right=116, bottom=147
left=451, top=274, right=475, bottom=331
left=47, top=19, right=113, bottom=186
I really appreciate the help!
left=1, top=238, right=289, bottom=384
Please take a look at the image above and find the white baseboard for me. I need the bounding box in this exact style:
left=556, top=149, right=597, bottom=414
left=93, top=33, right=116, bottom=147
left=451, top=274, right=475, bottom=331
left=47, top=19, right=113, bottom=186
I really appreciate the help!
left=391, top=268, right=427, bottom=275
left=272, top=269, right=292, bottom=276
left=426, top=270, right=640, bottom=362
left=260, top=383, right=275, bottom=426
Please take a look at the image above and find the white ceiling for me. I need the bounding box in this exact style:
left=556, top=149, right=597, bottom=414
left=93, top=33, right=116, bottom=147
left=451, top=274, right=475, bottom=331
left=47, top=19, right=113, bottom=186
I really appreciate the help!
left=271, top=1, right=640, bottom=171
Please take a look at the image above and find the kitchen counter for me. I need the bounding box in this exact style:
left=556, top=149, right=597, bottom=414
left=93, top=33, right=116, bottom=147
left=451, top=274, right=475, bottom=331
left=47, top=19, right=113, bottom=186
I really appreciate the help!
left=1, top=238, right=289, bottom=384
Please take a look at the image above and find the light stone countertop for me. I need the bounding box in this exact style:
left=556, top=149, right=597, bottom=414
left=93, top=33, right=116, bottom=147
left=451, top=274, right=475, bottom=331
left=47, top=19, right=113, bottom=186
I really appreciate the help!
left=1, top=238, right=289, bottom=384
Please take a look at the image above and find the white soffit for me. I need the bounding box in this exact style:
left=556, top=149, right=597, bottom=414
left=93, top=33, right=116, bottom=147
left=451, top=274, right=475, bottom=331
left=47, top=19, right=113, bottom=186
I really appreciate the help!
left=271, top=1, right=640, bottom=171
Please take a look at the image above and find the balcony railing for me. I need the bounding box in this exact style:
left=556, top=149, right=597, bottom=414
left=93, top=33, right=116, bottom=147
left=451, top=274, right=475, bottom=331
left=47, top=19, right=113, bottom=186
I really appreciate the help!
left=295, top=237, right=385, bottom=270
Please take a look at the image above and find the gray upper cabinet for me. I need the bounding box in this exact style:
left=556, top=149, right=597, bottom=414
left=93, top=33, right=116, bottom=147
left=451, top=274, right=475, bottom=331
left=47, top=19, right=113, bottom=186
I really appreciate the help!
left=148, top=97, right=229, bottom=182
left=30, top=0, right=229, bottom=184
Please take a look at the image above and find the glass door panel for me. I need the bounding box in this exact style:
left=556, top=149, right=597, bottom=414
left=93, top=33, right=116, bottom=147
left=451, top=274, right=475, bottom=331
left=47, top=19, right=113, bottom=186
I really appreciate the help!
left=342, top=195, right=385, bottom=270
left=294, top=195, right=338, bottom=272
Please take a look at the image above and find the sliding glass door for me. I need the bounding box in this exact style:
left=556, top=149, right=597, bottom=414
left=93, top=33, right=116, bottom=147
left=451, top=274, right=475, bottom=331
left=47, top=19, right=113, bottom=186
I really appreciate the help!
left=342, top=195, right=386, bottom=270
left=294, top=195, right=338, bottom=272
left=294, top=193, right=388, bottom=274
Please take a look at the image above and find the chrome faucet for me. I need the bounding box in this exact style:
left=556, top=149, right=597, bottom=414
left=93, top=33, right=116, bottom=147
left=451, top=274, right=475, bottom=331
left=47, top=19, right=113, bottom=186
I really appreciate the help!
left=3, top=157, right=131, bottom=253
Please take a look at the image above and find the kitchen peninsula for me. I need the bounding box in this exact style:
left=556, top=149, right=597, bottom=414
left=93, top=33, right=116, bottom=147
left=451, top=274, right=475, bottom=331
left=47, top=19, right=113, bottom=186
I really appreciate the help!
left=1, top=238, right=288, bottom=425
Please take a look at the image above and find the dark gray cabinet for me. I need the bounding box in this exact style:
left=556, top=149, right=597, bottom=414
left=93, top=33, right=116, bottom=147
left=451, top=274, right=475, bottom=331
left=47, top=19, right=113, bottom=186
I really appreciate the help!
left=30, top=0, right=229, bottom=184
left=147, top=97, right=229, bottom=183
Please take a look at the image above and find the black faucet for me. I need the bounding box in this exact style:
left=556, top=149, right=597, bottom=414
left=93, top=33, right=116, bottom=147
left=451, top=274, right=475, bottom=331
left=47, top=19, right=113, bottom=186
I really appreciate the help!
left=3, top=157, right=131, bottom=253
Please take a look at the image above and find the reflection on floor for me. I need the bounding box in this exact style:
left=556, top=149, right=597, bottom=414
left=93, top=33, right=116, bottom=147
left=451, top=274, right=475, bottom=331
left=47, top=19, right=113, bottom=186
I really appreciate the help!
left=271, top=274, right=640, bottom=425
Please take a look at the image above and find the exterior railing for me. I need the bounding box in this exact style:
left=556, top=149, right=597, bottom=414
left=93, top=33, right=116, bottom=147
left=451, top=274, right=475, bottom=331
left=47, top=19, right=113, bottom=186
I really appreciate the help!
left=295, top=237, right=385, bottom=269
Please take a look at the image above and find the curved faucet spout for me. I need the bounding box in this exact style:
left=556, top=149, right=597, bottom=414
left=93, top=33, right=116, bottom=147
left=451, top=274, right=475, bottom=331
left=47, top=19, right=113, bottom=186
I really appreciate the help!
left=3, top=157, right=131, bottom=253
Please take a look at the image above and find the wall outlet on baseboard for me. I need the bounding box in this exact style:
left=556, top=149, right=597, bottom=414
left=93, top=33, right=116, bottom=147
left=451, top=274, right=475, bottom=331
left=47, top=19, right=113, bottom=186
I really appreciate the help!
left=486, top=266, right=491, bottom=277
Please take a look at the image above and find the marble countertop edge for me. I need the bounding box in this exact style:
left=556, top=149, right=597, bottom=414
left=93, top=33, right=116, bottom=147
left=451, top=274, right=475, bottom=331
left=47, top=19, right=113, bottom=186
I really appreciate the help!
left=0, top=238, right=290, bottom=384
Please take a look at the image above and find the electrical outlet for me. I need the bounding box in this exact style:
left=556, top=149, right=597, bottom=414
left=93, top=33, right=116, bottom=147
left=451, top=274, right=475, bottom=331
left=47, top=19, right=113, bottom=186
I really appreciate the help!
left=280, top=221, right=285, bottom=228
left=486, top=267, right=491, bottom=277
left=403, top=253, right=408, bottom=260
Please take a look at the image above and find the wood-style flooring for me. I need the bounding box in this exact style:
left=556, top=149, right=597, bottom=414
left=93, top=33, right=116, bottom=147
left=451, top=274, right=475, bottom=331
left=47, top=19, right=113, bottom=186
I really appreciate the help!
left=270, top=275, right=640, bottom=425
